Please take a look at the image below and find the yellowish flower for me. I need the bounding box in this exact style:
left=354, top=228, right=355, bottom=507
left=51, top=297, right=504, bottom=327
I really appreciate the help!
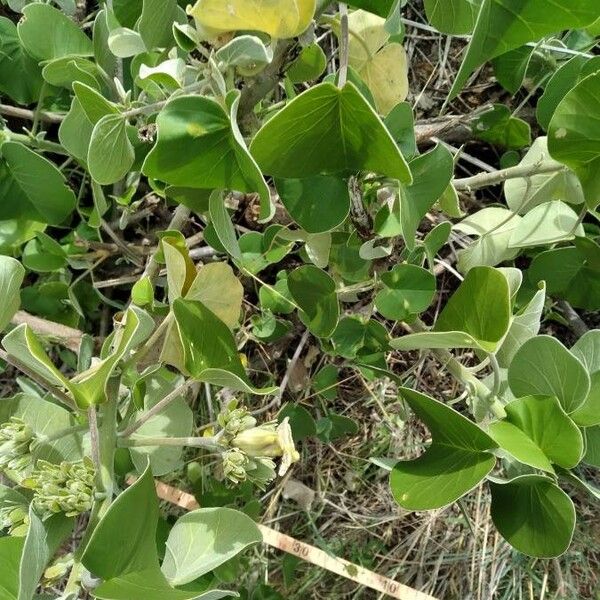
left=231, top=418, right=299, bottom=476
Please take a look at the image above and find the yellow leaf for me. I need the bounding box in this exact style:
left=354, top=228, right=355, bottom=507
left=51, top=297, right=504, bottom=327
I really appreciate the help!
left=347, top=10, right=409, bottom=115
left=189, top=0, right=316, bottom=39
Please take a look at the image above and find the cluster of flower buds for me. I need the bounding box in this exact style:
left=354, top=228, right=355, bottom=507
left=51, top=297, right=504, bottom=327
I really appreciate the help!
left=21, top=457, right=95, bottom=518
left=217, top=402, right=299, bottom=489
left=0, top=418, right=35, bottom=482
left=0, top=503, right=29, bottom=536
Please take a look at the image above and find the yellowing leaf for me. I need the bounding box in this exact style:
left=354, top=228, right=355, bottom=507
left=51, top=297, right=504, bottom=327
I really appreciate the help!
left=347, top=10, right=408, bottom=115
left=189, top=0, right=316, bottom=39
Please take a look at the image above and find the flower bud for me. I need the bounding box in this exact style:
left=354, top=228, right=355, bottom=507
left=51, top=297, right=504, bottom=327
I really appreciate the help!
left=217, top=401, right=257, bottom=438
left=22, top=457, right=95, bottom=518
left=222, top=449, right=249, bottom=485
left=0, top=418, right=35, bottom=482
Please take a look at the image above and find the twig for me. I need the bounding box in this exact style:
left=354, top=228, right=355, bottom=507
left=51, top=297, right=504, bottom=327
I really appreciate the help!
left=118, top=435, right=221, bottom=449
left=11, top=311, right=83, bottom=353
left=453, top=161, right=562, bottom=191
left=0, top=103, right=64, bottom=124
left=557, top=300, right=589, bottom=339
left=118, top=378, right=195, bottom=438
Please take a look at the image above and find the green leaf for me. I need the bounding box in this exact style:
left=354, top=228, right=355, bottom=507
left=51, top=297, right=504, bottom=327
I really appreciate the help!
left=390, top=388, right=497, bottom=510
left=508, top=336, right=590, bottom=414
left=449, top=0, right=598, bottom=98
left=128, top=372, right=193, bottom=476
left=548, top=71, right=600, bottom=209
left=0, top=256, right=24, bottom=331
left=70, top=307, right=154, bottom=408
left=216, top=35, right=273, bottom=76
left=400, top=144, right=454, bottom=250
left=0, top=17, right=43, bottom=104
left=173, top=299, right=274, bottom=394
left=489, top=475, right=575, bottom=557
left=488, top=396, right=583, bottom=472
left=504, top=137, right=584, bottom=213
left=508, top=200, right=584, bottom=248
left=138, top=0, right=177, bottom=50
left=287, top=265, right=339, bottom=337
left=73, top=82, right=120, bottom=125
left=2, top=325, right=72, bottom=391
left=275, top=176, right=350, bottom=234
left=537, top=55, right=600, bottom=131
left=88, top=115, right=135, bottom=186
left=584, top=426, right=600, bottom=467
left=17, top=3, right=93, bottom=61
left=528, top=238, right=600, bottom=311
left=570, top=331, right=600, bottom=426
left=347, top=0, right=394, bottom=17
left=454, top=207, right=521, bottom=271
left=161, top=508, right=262, bottom=586
left=22, top=231, right=68, bottom=273
left=19, top=509, right=73, bottom=600
left=82, top=464, right=159, bottom=579
left=375, top=264, right=435, bottom=321
left=0, top=537, right=24, bottom=600
left=208, top=191, right=242, bottom=262
left=287, top=43, right=326, bottom=83
left=424, top=0, right=480, bottom=34
left=59, top=97, right=95, bottom=163
left=250, top=82, right=412, bottom=184
left=0, top=142, right=77, bottom=226
left=495, top=282, right=545, bottom=368
left=42, top=56, right=101, bottom=90
left=144, top=92, right=272, bottom=221
left=392, top=266, right=511, bottom=352
left=94, top=570, right=235, bottom=600
left=473, top=104, right=531, bottom=149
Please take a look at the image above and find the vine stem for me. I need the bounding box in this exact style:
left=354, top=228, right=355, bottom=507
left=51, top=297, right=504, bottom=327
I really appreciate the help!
left=338, top=3, right=349, bottom=88
left=118, top=435, right=221, bottom=449
left=453, top=160, right=562, bottom=191
left=409, top=320, right=506, bottom=420
left=118, top=379, right=196, bottom=438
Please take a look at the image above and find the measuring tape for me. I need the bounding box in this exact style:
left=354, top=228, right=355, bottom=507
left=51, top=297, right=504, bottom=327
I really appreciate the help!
left=133, top=478, right=438, bottom=600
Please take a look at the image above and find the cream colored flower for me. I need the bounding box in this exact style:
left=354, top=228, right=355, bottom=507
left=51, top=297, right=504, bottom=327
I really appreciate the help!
left=276, top=418, right=300, bottom=476
left=231, top=417, right=299, bottom=476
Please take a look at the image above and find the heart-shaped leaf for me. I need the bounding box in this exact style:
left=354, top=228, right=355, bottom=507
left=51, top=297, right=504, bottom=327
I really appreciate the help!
left=250, top=82, right=412, bottom=184
left=488, top=396, right=583, bottom=472
left=143, top=92, right=272, bottom=221
left=549, top=71, right=600, bottom=209
left=375, top=264, right=436, bottom=321
left=287, top=265, right=339, bottom=337
left=391, top=266, right=511, bottom=352
left=82, top=464, right=159, bottom=579
left=173, top=299, right=275, bottom=394
left=508, top=336, right=590, bottom=414
left=489, top=475, right=575, bottom=558
left=0, top=142, right=77, bottom=226
left=390, top=388, right=497, bottom=510
left=161, top=508, right=261, bottom=586
left=189, top=0, right=316, bottom=39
